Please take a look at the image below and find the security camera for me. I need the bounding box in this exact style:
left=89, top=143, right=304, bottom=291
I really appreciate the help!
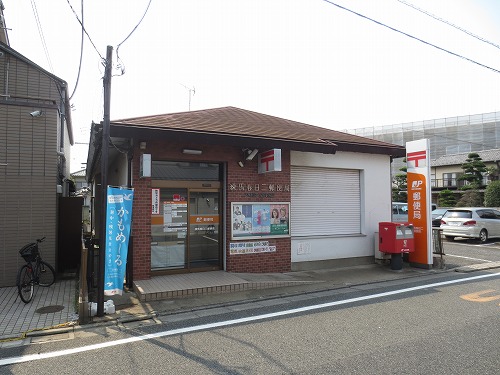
left=30, top=110, right=42, bottom=117
left=245, top=149, right=259, bottom=161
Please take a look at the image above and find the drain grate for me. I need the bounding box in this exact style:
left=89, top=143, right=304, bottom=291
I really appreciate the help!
left=35, top=305, right=65, bottom=314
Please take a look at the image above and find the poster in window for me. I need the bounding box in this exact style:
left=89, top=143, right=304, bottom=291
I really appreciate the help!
left=231, top=202, right=290, bottom=239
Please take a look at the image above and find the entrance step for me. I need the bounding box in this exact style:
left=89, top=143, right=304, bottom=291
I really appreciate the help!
left=133, top=271, right=313, bottom=302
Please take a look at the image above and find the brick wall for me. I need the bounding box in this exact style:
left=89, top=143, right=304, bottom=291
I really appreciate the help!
left=225, top=149, right=291, bottom=273
left=131, top=141, right=291, bottom=280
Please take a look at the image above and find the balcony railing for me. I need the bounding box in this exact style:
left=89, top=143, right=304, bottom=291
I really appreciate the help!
left=431, top=178, right=490, bottom=189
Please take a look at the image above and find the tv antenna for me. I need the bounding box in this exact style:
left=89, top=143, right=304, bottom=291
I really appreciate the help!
left=179, top=83, right=195, bottom=111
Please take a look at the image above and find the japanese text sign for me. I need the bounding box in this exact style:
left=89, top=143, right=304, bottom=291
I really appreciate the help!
left=406, top=139, right=432, bottom=267
left=104, top=186, right=134, bottom=296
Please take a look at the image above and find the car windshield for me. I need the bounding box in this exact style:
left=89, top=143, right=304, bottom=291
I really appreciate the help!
left=432, top=208, right=447, bottom=217
left=443, top=210, right=472, bottom=219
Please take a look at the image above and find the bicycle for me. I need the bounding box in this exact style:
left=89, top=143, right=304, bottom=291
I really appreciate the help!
left=16, top=237, right=56, bottom=303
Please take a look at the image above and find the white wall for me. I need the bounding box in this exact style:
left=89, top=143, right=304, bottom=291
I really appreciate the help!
left=290, top=150, right=393, bottom=263
left=108, top=153, right=129, bottom=187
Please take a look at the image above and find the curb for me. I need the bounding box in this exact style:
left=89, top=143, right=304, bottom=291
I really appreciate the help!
left=455, top=261, right=500, bottom=273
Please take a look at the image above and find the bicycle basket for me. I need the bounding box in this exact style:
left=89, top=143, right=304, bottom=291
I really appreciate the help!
left=19, top=243, right=38, bottom=262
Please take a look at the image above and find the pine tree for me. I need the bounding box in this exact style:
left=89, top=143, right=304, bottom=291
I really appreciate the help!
left=458, top=152, right=487, bottom=189
left=392, top=160, right=407, bottom=202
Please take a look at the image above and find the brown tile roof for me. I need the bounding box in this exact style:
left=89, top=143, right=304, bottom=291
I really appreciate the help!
left=432, top=148, right=500, bottom=167
left=111, top=107, right=406, bottom=157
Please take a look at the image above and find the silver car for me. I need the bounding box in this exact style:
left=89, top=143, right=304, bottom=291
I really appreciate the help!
left=440, top=207, right=500, bottom=243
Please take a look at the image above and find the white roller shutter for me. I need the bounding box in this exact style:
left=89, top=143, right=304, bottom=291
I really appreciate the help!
left=291, top=166, right=361, bottom=236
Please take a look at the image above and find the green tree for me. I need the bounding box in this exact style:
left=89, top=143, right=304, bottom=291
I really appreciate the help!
left=458, top=152, right=487, bottom=189
left=438, top=189, right=456, bottom=207
left=456, top=189, right=483, bottom=207
left=486, top=166, right=499, bottom=181
left=392, top=159, right=407, bottom=202
left=484, top=180, right=500, bottom=207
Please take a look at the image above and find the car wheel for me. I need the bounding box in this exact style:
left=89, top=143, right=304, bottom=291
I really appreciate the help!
left=479, top=229, right=488, bottom=243
left=445, top=236, right=455, bottom=241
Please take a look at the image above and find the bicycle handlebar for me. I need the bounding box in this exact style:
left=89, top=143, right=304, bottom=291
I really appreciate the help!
left=36, top=237, right=46, bottom=243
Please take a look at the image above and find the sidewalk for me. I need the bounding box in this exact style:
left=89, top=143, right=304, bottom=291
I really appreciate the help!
left=0, top=278, right=78, bottom=341
left=2, top=259, right=500, bottom=345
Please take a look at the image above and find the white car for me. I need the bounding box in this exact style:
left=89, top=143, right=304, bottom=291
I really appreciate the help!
left=440, top=207, right=500, bottom=243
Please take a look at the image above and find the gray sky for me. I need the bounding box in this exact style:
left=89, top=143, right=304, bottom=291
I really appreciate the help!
left=4, top=0, right=500, bottom=171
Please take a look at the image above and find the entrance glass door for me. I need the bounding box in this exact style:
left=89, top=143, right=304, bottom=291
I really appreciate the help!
left=151, top=187, right=221, bottom=272
left=151, top=188, right=188, bottom=270
left=188, top=191, right=220, bottom=270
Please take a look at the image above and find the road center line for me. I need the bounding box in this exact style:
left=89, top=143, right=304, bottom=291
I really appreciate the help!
left=1, top=272, right=499, bottom=366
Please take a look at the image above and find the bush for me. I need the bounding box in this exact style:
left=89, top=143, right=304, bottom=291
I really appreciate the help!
left=438, top=189, right=456, bottom=207
left=456, top=190, right=483, bottom=207
left=484, top=181, right=500, bottom=207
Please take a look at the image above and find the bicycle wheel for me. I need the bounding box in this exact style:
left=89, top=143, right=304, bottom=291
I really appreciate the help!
left=37, top=261, right=55, bottom=287
left=17, top=265, right=34, bottom=303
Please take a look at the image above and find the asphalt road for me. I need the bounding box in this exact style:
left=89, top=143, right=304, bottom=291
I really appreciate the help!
left=442, top=237, right=500, bottom=267
left=2, top=263, right=500, bottom=374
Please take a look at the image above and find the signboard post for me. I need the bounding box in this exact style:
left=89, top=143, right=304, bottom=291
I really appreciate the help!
left=406, top=139, right=433, bottom=268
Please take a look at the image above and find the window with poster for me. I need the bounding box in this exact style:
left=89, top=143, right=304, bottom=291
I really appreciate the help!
left=231, top=202, right=290, bottom=240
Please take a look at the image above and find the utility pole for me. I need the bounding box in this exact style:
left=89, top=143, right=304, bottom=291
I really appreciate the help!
left=98, top=45, right=113, bottom=317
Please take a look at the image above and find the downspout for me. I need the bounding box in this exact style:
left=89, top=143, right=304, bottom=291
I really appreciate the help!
left=58, top=87, right=67, bottom=178
left=125, top=139, right=133, bottom=289
left=127, top=139, right=133, bottom=188
left=4, top=56, right=8, bottom=98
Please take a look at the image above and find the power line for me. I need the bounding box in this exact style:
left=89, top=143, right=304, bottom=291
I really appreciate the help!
left=30, top=0, right=53, bottom=72
left=397, top=0, right=500, bottom=51
left=115, top=0, right=153, bottom=75
left=70, top=0, right=84, bottom=100
left=321, top=0, right=500, bottom=74
left=65, top=0, right=104, bottom=61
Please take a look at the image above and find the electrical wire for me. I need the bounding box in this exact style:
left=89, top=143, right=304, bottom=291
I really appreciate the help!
left=30, top=0, right=54, bottom=73
left=321, top=0, right=500, bottom=74
left=397, top=0, right=500, bottom=51
left=65, top=0, right=104, bottom=61
left=115, top=0, right=153, bottom=76
left=69, top=0, right=84, bottom=100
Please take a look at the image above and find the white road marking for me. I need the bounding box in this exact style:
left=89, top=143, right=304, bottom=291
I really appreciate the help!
left=446, top=254, right=493, bottom=263
left=1, top=272, right=499, bottom=366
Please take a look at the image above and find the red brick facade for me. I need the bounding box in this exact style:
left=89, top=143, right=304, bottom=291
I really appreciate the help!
left=131, top=141, right=291, bottom=281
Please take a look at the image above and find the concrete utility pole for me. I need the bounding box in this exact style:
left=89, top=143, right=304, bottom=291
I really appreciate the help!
left=97, top=45, right=113, bottom=317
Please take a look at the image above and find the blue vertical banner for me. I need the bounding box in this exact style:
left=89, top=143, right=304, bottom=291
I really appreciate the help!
left=104, top=186, right=134, bottom=296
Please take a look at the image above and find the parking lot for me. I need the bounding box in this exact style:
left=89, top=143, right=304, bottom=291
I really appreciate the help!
left=442, top=237, right=500, bottom=268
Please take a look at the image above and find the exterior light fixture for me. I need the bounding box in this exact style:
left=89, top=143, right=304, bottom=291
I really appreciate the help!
left=182, top=149, right=202, bottom=155
left=238, top=161, right=244, bottom=168
left=139, top=142, right=147, bottom=150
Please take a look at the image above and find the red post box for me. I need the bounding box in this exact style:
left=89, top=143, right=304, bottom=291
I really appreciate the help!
left=378, top=222, right=415, bottom=254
